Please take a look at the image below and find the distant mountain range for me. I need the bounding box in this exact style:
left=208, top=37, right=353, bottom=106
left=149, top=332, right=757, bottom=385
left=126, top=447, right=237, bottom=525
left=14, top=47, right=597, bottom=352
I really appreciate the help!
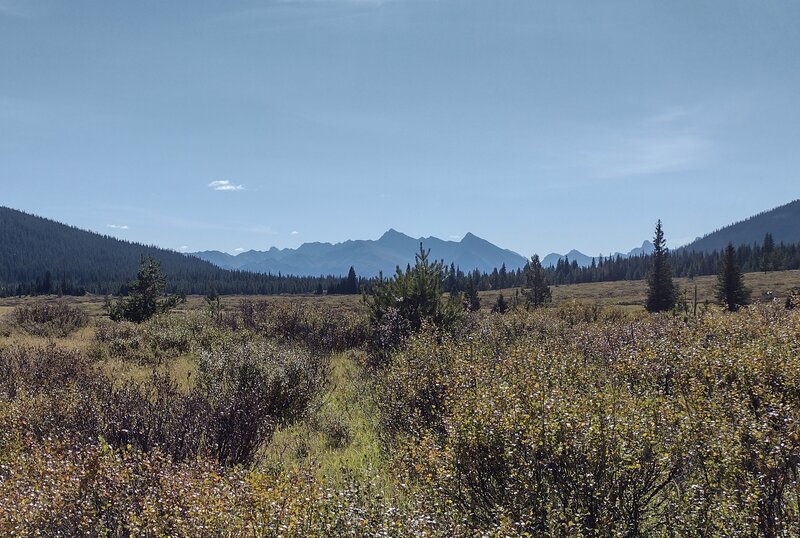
left=194, top=230, right=530, bottom=277
left=2, top=198, right=798, bottom=296
left=541, top=241, right=655, bottom=269
left=680, top=199, right=800, bottom=253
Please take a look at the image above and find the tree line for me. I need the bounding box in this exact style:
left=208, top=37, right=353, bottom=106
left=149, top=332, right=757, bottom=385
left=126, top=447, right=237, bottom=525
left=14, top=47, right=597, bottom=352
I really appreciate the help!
left=2, top=206, right=797, bottom=298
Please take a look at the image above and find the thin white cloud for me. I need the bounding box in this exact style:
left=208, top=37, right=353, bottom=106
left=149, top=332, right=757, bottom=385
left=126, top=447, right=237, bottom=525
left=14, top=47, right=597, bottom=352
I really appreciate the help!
left=448, top=234, right=462, bottom=240
left=107, top=224, right=129, bottom=230
left=179, top=245, right=189, bottom=251
left=291, top=231, right=299, bottom=235
left=208, top=180, right=245, bottom=191
left=590, top=134, right=710, bottom=180
left=234, top=247, right=246, bottom=252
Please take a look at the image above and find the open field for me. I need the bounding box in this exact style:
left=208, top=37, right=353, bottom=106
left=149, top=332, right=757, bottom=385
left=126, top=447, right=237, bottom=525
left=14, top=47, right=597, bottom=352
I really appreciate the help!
left=483, top=269, right=800, bottom=310
left=3, top=269, right=797, bottom=317
left=2, top=270, right=800, bottom=535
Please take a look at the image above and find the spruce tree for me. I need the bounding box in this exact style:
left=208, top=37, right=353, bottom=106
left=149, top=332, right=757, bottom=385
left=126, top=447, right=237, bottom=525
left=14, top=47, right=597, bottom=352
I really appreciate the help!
left=522, top=254, right=551, bottom=309
left=463, top=277, right=481, bottom=311
left=715, top=243, right=750, bottom=311
left=345, top=266, right=358, bottom=294
left=760, top=232, right=781, bottom=273
left=109, top=256, right=184, bottom=322
left=491, top=293, right=509, bottom=314
left=645, top=220, right=676, bottom=313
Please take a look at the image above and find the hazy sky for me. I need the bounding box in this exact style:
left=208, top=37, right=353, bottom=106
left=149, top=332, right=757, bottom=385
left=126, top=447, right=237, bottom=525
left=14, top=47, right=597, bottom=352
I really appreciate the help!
left=2, top=0, right=798, bottom=257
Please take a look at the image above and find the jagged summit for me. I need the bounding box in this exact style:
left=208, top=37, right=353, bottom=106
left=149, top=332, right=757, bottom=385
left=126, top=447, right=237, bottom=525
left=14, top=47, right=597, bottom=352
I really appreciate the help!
left=195, top=230, right=529, bottom=277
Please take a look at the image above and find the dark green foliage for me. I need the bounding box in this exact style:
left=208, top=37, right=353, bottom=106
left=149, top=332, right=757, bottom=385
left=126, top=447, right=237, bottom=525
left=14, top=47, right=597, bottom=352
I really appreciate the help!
left=716, top=243, right=751, bottom=311
left=683, top=198, right=800, bottom=252
left=327, top=266, right=361, bottom=295
left=491, top=293, right=509, bottom=314
left=0, top=207, right=359, bottom=297
left=108, top=257, right=184, bottom=323
left=645, top=220, right=676, bottom=313
left=760, top=232, right=782, bottom=272
left=364, top=244, right=463, bottom=361
left=462, top=278, right=481, bottom=312
left=522, top=254, right=551, bottom=309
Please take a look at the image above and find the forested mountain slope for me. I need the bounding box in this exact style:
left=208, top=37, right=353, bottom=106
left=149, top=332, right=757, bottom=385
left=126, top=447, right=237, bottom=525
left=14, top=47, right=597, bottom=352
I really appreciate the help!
left=682, top=199, right=800, bottom=252
left=0, top=207, right=336, bottom=296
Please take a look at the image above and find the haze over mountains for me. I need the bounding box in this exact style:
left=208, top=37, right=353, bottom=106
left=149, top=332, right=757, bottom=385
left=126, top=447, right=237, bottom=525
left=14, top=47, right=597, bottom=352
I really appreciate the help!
left=541, top=241, right=655, bottom=269
left=194, top=230, right=530, bottom=277
left=194, top=199, right=800, bottom=276
left=1, top=198, right=798, bottom=297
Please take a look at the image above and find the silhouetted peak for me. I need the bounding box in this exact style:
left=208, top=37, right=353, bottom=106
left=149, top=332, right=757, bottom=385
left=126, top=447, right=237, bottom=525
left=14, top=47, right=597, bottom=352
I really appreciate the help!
left=379, top=229, right=412, bottom=241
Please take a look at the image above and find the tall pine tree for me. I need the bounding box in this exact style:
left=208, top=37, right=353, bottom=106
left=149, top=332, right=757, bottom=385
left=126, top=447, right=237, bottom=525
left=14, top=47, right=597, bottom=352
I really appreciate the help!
left=522, top=254, right=551, bottom=309
left=716, top=243, right=750, bottom=311
left=645, top=220, right=676, bottom=313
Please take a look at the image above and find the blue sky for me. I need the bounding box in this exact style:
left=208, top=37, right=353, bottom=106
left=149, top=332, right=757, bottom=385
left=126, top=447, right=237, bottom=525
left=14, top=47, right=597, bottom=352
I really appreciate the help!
left=1, top=0, right=798, bottom=257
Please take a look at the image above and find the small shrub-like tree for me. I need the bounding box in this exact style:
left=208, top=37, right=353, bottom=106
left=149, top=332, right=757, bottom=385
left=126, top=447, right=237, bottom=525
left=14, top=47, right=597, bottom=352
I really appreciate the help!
left=463, top=278, right=481, bottom=312
left=364, top=244, right=462, bottom=362
left=491, top=293, right=509, bottom=314
left=109, top=256, right=184, bottom=323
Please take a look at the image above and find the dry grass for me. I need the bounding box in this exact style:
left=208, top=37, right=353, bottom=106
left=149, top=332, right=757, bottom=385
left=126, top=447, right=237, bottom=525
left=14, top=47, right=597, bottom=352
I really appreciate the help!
left=1, top=269, right=797, bottom=329
left=480, top=269, right=800, bottom=311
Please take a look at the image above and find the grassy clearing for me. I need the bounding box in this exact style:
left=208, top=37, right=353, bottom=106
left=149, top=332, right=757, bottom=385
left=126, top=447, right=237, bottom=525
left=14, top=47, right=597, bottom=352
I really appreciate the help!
left=479, top=269, right=800, bottom=310
left=264, top=350, right=387, bottom=485
left=4, top=269, right=798, bottom=316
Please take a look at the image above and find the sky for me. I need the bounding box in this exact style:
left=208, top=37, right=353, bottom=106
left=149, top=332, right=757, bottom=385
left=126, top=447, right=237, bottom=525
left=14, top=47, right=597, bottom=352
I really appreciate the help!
left=1, top=0, right=798, bottom=257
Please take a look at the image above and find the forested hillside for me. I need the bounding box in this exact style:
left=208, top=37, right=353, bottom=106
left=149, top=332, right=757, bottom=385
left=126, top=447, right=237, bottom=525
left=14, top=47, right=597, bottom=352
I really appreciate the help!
left=0, top=207, right=355, bottom=297
left=682, top=199, right=800, bottom=252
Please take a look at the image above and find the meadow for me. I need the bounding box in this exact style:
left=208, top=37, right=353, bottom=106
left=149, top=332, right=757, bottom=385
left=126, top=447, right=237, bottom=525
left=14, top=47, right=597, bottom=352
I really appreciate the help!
left=1, top=270, right=799, bottom=536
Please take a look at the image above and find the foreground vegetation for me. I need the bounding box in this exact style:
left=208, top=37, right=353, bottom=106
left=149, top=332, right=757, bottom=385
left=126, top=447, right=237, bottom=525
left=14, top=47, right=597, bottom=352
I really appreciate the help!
left=1, top=275, right=800, bottom=534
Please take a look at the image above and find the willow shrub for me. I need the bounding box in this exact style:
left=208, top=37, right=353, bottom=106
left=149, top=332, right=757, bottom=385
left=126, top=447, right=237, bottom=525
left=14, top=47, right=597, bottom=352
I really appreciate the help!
left=382, top=306, right=800, bottom=536
left=12, top=301, right=89, bottom=337
left=233, top=299, right=368, bottom=353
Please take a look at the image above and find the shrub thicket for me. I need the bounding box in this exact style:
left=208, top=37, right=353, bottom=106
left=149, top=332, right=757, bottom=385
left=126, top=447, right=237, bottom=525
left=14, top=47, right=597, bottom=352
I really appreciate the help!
left=381, top=305, right=800, bottom=535
left=11, top=301, right=89, bottom=337
left=3, top=300, right=800, bottom=536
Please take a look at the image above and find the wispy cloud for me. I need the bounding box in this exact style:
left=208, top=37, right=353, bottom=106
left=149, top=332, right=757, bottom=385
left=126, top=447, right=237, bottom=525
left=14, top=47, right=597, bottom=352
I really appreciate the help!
left=179, top=245, right=189, bottom=251
left=208, top=180, right=245, bottom=191
left=578, top=105, right=714, bottom=181
left=291, top=231, right=299, bottom=235
left=234, top=247, right=246, bottom=252
left=107, top=224, right=129, bottom=230
left=448, top=234, right=462, bottom=240
left=589, top=134, right=710, bottom=180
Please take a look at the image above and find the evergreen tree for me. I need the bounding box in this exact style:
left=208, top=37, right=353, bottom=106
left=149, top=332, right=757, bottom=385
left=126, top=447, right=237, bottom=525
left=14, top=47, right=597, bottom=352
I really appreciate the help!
left=491, top=293, right=509, bottom=314
left=645, top=220, right=676, bottom=313
left=364, top=243, right=462, bottom=335
left=109, top=257, right=184, bottom=322
left=715, top=243, right=750, bottom=311
left=204, top=286, right=222, bottom=319
left=522, top=254, right=551, bottom=309
left=761, top=232, right=781, bottom=272
left=463, top=277, right=481, bottom=311
left=345, top=266, right=358, bottom=294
